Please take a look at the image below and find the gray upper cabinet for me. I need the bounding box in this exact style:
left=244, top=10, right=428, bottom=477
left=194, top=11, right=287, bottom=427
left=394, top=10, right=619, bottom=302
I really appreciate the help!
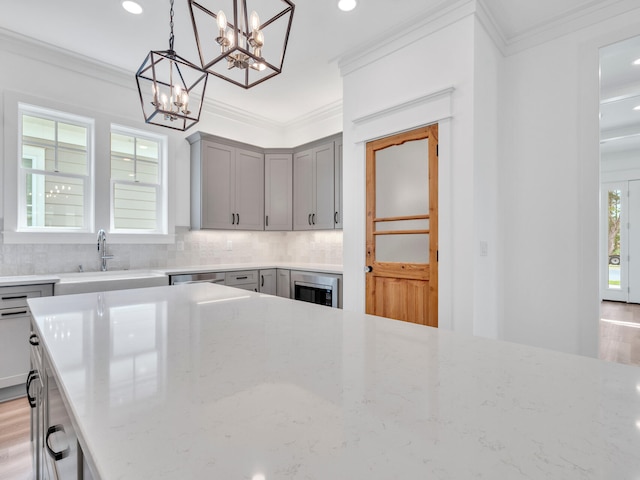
left=259, top=269, right=277, bottom=295
left=264, top=153, right=293, bottom=231
left=293, top=142, right=335, bottom=230
left=334, top=138, right=343, bottom=229
left=192, top=139, right=264, bottom=230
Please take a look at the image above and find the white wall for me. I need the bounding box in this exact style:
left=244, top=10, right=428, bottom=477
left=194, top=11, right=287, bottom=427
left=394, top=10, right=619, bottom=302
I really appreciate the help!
left=341, top=13, right=479, bottom=334
left=473, top=17, right=501, bottom=339
left=499, top=8, right=640, bottom=356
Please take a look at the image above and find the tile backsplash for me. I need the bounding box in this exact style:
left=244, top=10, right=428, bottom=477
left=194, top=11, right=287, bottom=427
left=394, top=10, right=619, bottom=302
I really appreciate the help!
left=0, top=227, right=343, bottom=276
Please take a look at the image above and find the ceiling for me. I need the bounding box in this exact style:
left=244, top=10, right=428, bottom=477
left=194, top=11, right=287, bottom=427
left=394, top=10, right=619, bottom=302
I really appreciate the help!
left=0, top=0, right=631, bottom=126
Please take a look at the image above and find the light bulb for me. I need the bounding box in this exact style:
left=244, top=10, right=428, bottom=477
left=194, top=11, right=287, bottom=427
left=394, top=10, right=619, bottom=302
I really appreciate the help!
left=338, top=0, right=357, bottom=11
left=226, top=29, right=235, bottom=47
left=255, top=29, right=264, bottom=46
left=160, top=93, right=168, bottom=110
left=174, top=84, right=182, bottom=102
left=217, top=10, right=227, bottom=30
left=250, top=11, right=260, bottom=31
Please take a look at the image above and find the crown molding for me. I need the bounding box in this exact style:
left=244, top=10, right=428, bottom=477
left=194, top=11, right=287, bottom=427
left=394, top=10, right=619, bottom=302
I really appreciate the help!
left=501, top=0, right=640, bottom=56
left=337, top=0, right=478, bottom=77
left=0, top=26, right=340, bottom=134
left=0, top=27, right=133, bottom=90
left=475, top=0, right=507, bottom=56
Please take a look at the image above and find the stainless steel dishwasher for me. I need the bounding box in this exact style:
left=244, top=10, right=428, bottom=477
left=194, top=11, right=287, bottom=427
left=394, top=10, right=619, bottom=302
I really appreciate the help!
left=169, top=272, right=226, bottom=285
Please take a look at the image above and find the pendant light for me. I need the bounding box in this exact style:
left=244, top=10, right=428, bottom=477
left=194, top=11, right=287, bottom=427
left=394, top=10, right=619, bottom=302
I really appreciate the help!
left=188, top=0, right=295, bottom=89
left=135, top=0, right=208, bottom=131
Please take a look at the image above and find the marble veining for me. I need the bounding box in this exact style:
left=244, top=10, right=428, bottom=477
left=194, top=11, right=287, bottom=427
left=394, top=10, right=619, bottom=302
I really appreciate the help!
left=28, top=284, right=640, bottom=479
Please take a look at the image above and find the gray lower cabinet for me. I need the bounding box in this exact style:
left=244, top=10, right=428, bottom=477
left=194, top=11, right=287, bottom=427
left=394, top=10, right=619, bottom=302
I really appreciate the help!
left=264, top=153, right=293, bottom=230
left=259, top=269, right=277, bottom=295
left=293, top=142, right=335, bottom=230
left=191, top=139, right=264, bottom=230
left=0, top=283, right=53, bottom=399
left=225, top=270, right=259, bottom=292
left=44, top=351, right=78, bottom=480
left=30, top=328, right=94, bottom=480
left=276, top=269, right=291, bottom=298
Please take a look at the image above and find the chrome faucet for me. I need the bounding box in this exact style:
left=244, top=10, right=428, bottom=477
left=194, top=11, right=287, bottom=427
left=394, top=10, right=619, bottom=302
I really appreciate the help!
left=97, top=229, right=114, bottom=271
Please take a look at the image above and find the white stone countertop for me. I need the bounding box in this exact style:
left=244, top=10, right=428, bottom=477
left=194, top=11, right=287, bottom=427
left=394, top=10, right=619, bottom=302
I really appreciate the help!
left=0, top=263, right=342, bottom=289
left=0, top=274, right=60, bottom=287
left=27, top=283, right=640, bottom=480
left=157, top=262, right=344, bottom=275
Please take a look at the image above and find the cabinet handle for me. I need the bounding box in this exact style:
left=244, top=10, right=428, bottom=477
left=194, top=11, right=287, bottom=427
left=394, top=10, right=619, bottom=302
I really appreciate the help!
left=1, top=295, right=28, bottom=300
left=335, top=212, right=339, bottom=224
left=236, top=276, right=248, bottom=280
left=312, top=213, right=316, bottom=225
left=237, top=213, right=240, bottom=224
left=26, top=370, right=38, bottom=408
left=29, top=333, right=39, bottom=346
left=261, top=275, right=264, bottom=287
left=1, top=310, right=28, bottom=317
left=308, top=214, right=311, bottom=225
left=231, top=213, right=235, bottom=225
left=46, top=425, right=70, bottom=461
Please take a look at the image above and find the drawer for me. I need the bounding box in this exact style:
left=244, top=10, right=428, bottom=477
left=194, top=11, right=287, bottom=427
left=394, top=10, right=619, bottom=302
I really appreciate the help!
left=0, top=284, right=53, bottom=310
left=225, top=270, right=259, bottom=286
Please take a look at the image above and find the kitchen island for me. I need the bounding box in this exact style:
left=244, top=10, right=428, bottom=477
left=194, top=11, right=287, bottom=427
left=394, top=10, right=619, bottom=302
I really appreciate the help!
left=28, top=283, right=640, bottom=479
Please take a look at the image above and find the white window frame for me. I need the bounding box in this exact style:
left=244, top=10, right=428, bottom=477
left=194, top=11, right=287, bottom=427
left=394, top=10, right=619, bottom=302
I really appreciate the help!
left=110, top=124, right=168, bottom=235
left=17, top=103, right=95, bottom=233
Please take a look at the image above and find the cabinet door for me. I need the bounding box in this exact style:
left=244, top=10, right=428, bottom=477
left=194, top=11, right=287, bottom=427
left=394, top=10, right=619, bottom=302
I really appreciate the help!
left=235, top=149, right=264, bottom=230
left=334, top=139, right=343, bottom=229
left=259, top=269, right=277, bottom=295
left=45, top=359, right=78, bottom=480
left=276, top=269, right=291, bottom=298
left=201, top=142, right=235, bottom=229
left=313, top=142, right=335, bottom=230
left=265, top=153, right=293, bottom=231
left=293, top=149, right=314, bottom=231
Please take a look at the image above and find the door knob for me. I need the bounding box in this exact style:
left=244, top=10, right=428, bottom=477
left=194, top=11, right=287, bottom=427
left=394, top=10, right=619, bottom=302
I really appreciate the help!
left=364, top=266, right=372, bottom=273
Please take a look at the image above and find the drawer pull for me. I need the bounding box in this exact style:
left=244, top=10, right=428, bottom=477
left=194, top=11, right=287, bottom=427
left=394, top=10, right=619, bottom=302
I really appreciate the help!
left=1, top=310, right=28, bottom=317
left=46, top=425, right=70, bottom=461
left=236, top=276, right=248, bottom=280
left=1, top=295, right=28, bottom=300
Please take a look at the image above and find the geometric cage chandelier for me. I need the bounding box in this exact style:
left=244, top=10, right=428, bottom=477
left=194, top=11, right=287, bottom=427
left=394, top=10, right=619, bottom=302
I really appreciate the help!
left=136, top=0, right=208, bottom=131
left=188, top=0, right=295, bottom=89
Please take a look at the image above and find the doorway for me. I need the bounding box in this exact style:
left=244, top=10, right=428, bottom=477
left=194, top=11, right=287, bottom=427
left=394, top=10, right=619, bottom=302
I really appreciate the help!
left=364, top=124, right=438, bottom=327
left=600, top=35, right=640, bottom=307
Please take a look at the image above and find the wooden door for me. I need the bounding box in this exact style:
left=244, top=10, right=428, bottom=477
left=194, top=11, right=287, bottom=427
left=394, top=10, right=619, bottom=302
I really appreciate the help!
left=365, top=125, right=438, bottom=327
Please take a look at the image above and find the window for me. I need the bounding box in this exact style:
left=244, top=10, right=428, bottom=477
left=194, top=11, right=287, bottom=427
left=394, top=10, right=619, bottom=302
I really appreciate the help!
left=110, top=125, right=167, bottom=233
left=18, top=104, right=93, bottom=231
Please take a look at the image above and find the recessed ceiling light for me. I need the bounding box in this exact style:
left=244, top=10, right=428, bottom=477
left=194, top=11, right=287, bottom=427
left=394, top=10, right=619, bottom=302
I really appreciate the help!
left=634, top=105, right=640, bottom=111
left=122, top=1, right=143, bottom=15
left=338, top=0, right=357, bottom=12
left=633, top=58, right=640, bottom=66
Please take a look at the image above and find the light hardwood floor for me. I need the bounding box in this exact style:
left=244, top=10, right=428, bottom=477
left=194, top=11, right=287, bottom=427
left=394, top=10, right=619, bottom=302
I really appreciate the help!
left=0, top=304, right=637, bottom=479
left=600, top=301, right=640, bottom=366
left=0, top=396, right=31, bottom=480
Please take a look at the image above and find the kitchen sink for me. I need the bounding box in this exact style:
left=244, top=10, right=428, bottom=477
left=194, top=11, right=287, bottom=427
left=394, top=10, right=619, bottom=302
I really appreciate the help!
left=54, top=270, right=169, bottom=296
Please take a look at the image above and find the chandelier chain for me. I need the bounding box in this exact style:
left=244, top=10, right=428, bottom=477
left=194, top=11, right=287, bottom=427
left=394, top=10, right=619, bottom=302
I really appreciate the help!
left=169, top=0, right=175, bottom=52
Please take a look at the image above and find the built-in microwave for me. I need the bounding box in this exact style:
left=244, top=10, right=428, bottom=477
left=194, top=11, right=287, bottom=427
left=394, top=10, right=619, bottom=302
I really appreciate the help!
left=290, top=271, right=341, bottom=308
